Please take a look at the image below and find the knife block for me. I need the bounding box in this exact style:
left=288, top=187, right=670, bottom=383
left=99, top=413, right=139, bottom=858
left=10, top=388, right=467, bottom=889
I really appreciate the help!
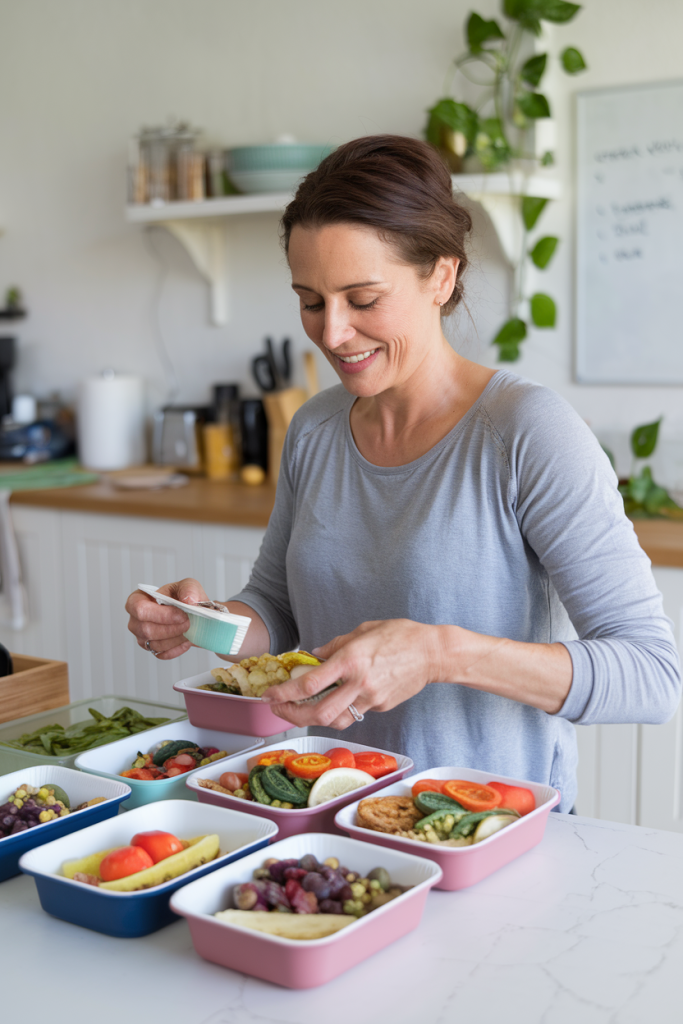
left=263, top=388, right=308, bottom=482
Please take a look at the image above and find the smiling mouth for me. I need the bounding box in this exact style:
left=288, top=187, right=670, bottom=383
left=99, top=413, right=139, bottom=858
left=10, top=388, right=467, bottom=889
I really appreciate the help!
left=337, top=349, right=377, bottom=364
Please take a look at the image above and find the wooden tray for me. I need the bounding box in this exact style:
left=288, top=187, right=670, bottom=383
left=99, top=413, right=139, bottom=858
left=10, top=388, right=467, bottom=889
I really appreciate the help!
left=0, top=654, right=69, bottom=724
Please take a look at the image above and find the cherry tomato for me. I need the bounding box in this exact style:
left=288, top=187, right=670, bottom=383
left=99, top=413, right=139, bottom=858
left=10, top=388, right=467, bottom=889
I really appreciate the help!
left=487, top=781, right=535, bottom=816
left=247, top=749, right=297, bottom=770
left=100, top=845, right=154, bottom=881
left=284, top=753, right=333, bottom=779
left=219, top=771, right=248, bottom=792
left=442, top=780, right=503, bottom=812
left=411, top=779, right=445, bottom=797
left=131, top=830, right=184, bottom=863
left=353, top=752, right=398, bottom=779
left=325, top=747, right=356, bottom=770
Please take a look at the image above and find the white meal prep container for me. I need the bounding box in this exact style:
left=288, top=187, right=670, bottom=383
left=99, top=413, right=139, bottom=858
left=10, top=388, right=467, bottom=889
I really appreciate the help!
left=75, top=722, right=264, bottom=810
left=186, top=735, right=413, bottom=839
left=19, top=799, right=278, bottom=937
left=170, top=831, right=442, bottom=988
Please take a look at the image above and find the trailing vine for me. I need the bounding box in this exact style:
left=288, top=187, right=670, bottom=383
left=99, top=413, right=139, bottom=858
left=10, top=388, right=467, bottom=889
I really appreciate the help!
left=425, top=0, right=587, bottom=361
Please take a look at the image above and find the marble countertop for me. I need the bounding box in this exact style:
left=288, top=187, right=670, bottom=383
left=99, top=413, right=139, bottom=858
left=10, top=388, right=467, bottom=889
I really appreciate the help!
left=4, top=812, right=683, bottom=1024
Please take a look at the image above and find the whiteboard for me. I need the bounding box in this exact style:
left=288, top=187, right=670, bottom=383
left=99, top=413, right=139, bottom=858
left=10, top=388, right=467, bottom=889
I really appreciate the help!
left=576, top=80, right=683, bottom=384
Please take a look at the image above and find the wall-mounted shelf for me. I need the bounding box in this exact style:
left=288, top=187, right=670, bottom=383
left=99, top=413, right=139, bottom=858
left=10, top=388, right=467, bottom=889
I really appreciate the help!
left=125, top=173, right=560, bottom=325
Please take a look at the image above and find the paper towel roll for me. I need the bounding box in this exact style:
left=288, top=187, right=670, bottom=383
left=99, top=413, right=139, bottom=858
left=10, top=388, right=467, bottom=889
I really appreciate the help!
left=77, top=372, right=145, bottom=470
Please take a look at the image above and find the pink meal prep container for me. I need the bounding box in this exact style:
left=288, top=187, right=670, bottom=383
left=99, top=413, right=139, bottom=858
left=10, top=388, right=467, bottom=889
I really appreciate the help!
left=170, top=831, right=442, bottom=989
left=185, top=736, right=414, bottom=839
left=174, top=669, right=286, bottom=737
left=334, top=766, right=560, bottom=891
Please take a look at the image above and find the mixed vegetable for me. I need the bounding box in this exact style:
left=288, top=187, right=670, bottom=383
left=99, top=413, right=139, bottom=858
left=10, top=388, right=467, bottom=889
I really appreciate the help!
left=215, top=852, right=408, bottom=940
left=120, top=739, right=228, bottom=781
left=0, top=783, right=106, bottom=838
left=198, top=746, right=398, bottom=810
left=65, top=828, right=220, bottom=891
left=357, top=778, right=535, bottom=847
left=3, top=707, right=171, bottom=757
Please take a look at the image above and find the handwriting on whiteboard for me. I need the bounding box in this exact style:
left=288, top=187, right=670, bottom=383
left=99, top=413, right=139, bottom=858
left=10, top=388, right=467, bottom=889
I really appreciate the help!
left=576, top=81, right=683, bottom=383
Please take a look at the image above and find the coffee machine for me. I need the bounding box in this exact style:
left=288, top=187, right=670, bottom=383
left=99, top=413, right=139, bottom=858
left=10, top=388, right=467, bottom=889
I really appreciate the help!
left=0, top=337, right=15, bottom=419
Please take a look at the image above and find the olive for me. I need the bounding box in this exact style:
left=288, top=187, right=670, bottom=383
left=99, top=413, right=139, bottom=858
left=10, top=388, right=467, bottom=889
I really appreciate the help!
left=367, top=866, right=391, bottom=891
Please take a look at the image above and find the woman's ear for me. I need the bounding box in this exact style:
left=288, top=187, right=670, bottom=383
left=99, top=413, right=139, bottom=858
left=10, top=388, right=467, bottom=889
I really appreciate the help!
left=432, top=256, right=459, bottom=306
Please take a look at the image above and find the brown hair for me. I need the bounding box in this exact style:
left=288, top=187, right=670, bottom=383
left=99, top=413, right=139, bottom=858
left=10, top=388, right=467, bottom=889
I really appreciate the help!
left=281, top=135, right=472, bottom=314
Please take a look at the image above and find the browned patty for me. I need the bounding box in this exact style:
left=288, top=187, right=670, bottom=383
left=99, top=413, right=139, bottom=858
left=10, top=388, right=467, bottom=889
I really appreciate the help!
left=356, top=795, right=423, bottom=834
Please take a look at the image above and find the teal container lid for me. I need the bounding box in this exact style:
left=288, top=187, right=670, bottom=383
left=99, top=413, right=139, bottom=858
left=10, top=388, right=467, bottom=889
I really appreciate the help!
left=137, top=585, right=251, bottom=656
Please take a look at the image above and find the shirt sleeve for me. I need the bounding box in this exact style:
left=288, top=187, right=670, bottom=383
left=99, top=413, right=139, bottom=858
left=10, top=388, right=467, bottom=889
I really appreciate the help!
left=228, top=430, right=300, bottom=655
left=496, top=381, right=681, bottom=726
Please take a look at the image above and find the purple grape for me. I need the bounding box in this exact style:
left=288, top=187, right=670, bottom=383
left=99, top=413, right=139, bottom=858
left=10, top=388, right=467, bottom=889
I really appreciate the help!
left=302, top=873, right=331, bottom=900
left=267, top=858, right=299, bottom=883
left=319, top=899, right=343, bottom=915
left=10, top=820, right=28, bottom=834
left=298, top=854, right=320, bottom=872
left=262, top=880, right=291, bottom=910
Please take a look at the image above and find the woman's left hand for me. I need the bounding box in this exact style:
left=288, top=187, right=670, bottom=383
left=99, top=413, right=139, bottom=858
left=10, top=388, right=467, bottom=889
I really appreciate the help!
left=261, top=619, right=443, bottom=729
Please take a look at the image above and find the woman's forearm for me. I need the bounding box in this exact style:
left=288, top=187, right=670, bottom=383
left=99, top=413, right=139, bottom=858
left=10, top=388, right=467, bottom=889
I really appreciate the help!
left=217, top=602, right=271, bottom=661
left=433, top=625, right=573, bottom=715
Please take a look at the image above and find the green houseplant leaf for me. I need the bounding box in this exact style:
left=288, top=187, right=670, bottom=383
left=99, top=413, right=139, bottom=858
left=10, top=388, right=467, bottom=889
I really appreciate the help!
left=631, top=418, right=661, bottom=458
left=522, top=196, right=548, bottom=230
left=467, top=13, right=505, bottom=53
left=561, top=46, right=587, bottom=73
left=530, top=293, right=556, bottom=327
left=520, top=54, right=547, bottom=87
left=493, top=318, right=527, bottom=351
left=426, top=99, right=478, bottom=148
left=517, top=92, right=551, bottom=119
left=505, top=0, right=580, bottom=31
left=530, top=236, right=559, bottom=268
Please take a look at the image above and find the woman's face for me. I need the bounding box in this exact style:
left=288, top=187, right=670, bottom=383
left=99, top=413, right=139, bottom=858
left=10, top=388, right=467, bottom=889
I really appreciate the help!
left=288, top=222, right=457, bottom=397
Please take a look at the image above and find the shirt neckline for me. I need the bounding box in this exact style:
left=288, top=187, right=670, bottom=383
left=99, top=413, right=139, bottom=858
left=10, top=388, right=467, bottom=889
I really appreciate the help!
left=343, top=369, right=508, bottom=475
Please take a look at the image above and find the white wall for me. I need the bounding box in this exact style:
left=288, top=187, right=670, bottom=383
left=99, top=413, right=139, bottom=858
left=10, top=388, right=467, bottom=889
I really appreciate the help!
left=0, top=0, right=682, bottom=480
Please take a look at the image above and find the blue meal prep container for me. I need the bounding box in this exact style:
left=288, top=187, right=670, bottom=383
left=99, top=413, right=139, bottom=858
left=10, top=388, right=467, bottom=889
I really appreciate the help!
left=18, top=799, right=278, bottom=937
left=0, top=765, right=130, bottom=882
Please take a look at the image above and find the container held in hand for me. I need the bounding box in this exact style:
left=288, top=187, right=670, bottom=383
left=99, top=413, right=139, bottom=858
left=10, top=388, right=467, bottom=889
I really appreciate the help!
left=137, top=584, right=251, bottom=656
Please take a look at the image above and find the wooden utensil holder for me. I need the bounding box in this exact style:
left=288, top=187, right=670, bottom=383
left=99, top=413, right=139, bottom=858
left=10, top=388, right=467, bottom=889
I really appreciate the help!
left=263, top=387, right=308, bottom=483
left=0, top=654, right=69, bottom=724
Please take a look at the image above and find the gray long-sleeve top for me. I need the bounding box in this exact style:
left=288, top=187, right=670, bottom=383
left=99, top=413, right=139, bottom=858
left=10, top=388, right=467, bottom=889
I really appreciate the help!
left=231, top=371, right=681, bottom=810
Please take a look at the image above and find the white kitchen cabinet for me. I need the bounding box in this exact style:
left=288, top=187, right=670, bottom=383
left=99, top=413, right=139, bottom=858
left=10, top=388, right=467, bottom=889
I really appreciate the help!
left=3, top=503, right=683, bottom=830
left=0, top=505, right=265, bottom=710
left=574, top=566, right=683, bottom=827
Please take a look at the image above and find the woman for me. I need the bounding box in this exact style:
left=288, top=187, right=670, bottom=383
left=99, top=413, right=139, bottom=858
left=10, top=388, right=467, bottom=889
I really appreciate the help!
left=126, top=135, right=680, bottom=812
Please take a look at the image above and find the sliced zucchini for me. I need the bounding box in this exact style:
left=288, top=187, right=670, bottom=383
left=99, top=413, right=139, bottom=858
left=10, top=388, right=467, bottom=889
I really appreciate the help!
left=472, top=813, right=519, bottom=844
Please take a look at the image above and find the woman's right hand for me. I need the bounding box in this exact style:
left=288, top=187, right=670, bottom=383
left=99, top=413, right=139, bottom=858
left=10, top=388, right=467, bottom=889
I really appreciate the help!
left=126, top=578, right=209, bottom=661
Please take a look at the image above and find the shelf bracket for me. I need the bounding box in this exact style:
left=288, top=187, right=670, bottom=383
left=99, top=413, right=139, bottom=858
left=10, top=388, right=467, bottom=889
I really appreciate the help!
left=466, top=191, right=523, bottom=269
left=162, top=219, right=228, bottom=326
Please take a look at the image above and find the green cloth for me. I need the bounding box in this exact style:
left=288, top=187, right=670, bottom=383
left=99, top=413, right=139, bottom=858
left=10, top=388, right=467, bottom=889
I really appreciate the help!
left=0, top=457, right=99, bottom=491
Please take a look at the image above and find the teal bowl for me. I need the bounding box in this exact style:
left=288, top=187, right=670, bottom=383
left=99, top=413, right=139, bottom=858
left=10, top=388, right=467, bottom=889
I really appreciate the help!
left=227, top=143, right=333, bottom=173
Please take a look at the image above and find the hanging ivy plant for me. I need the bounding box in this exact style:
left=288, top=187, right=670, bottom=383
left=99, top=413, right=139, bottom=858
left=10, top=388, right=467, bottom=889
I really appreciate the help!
left=425, top=0, right=587, bottom=361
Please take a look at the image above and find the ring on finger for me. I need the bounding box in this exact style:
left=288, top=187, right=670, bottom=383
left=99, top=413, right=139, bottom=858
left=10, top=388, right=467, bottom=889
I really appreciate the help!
left=348, top=703, right=364, bottom=723
left=145, top=639, right=161, bottom=658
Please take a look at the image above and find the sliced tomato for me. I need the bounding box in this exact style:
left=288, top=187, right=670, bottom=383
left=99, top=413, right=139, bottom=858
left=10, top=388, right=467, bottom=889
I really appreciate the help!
left=100, top=845, right=154, bottom=881
left=353, top=752, right=398, bottom=779
left=325, top=747, right=356, bottom=770
left=247, top=748, right=298, bottom=770
left=284, top=753, right=333, bottom=779
left=411, top=778, right=445, bottom=798
left=488, top=781, right=535, bottom=816
left=442, top=780, right=503, bottom=812
left=131, top=830, right=184, bottom=863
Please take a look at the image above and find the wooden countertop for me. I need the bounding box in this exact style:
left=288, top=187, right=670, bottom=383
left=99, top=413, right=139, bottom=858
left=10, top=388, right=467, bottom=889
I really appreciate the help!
left=9, top=475, right=277, bottom=528
left=8, top=473, right=683, bottom=566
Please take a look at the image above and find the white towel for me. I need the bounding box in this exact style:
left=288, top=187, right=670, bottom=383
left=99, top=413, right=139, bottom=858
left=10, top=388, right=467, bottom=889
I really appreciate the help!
left=0, top=490, right=28, bottom=630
